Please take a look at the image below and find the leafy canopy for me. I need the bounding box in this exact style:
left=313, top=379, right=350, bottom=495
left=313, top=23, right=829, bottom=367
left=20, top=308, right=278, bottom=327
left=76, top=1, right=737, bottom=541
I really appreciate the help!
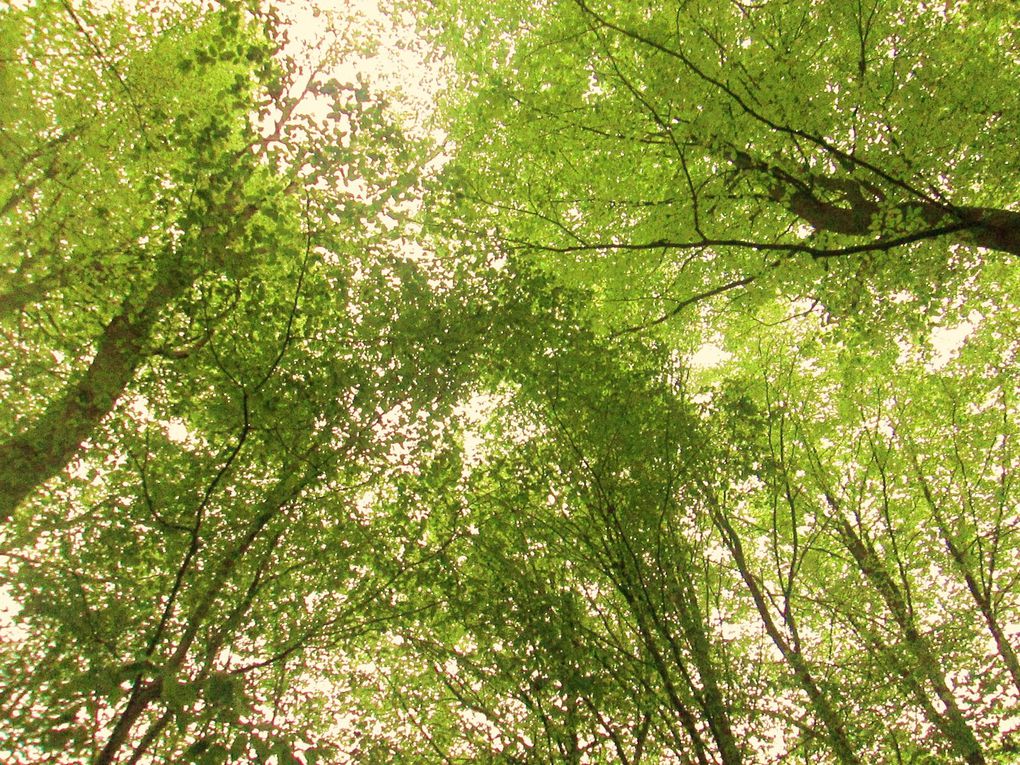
left=1, top=1, right=1019, bottom=764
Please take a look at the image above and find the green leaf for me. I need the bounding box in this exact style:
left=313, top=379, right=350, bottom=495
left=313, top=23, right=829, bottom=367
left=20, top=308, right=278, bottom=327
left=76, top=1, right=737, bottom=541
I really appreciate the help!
left=161, top=679, right=198, bottom=712
left=183, top=738, right=210, bottom=762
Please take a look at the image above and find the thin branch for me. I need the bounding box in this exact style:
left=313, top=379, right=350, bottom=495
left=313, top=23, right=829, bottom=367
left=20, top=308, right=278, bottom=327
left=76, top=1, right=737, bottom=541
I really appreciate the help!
left=571, top=0, right=947, bottom=211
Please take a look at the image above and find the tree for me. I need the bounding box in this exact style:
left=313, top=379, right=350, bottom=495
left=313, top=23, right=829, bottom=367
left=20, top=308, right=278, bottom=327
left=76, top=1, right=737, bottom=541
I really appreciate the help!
left=3, top=0, right=1020, bottom=763
left=0, top=1, right=490, bottom=762
left=398, top=3, right=1020, bottom=759
left=2, top=0, right=265, bottom=517
left=0, top=0, right=407, bottom=519
left=427, top=0, right=1019, bottom=334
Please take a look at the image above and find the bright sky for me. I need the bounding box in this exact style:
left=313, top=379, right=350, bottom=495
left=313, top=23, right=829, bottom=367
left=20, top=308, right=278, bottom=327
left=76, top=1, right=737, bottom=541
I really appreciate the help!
left=277, top=0, right=442, bottom=134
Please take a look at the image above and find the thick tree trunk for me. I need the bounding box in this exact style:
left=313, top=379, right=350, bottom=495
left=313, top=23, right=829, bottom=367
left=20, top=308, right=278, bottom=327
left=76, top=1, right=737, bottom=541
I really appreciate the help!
left=0, top=193, right=257, bottom=521
left=0, top=261, right=190, bottom=520
left=734, top=149, right=1020, bottom=257
left=958, top=207, right=1020, bottom=257
left=789, top=189, right=1020, bottom=258
left=94, top=679, right=164, bottom=765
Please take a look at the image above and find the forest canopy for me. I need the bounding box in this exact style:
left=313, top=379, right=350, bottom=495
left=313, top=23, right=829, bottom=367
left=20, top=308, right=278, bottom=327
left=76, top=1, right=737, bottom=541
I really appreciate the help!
left=0, top=0, right=1018, bottom=763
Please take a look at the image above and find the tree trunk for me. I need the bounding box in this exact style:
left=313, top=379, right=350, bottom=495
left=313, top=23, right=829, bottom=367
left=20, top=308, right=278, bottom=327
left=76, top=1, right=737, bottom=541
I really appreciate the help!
left=671, top=578, right=744, bottom=765
left=0, top=194, right=257, bottom=521
left=704, top=492, right=863, bottom=765
left=735, top=148, right=1020, bottom=258
left=833, top=511, right=986, bottom=765
left=913, top=473, right=1020, bottom=697
left=94, top=679, right=163, bottom=765
left=0, top=261, right=191, bottom=520
left=789, top=189, right=1020, bottom=258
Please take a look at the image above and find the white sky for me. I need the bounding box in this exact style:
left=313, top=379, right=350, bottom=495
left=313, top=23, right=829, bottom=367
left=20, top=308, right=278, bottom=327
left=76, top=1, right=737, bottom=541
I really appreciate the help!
left=277, top=0, right=442, bottom=133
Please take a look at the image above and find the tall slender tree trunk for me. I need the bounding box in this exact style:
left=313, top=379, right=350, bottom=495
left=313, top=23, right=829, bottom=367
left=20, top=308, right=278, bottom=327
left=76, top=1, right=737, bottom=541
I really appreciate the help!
left=832, top=509, right=986, bottom=765
left=704, top=492, right=863, bottom=765
left=913, top=470, right=1020, bottom=697
left=595, top=486, right=742, bottom=765
left=94, top=679, right=164, bottom=765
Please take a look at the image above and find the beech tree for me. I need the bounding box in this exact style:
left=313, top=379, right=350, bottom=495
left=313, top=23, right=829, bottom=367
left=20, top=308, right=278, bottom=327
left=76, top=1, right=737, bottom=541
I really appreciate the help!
left=398, top=1, right=1020, bottom=762
left=0, top=1, right=490, bottom=761
left=2, top=0, right=1019, bottom=763
left=428, top=0, right=1019, bottom=333
left=0, top=0, right=408, bottom=518
left=2, top=0, right=269, bottom=517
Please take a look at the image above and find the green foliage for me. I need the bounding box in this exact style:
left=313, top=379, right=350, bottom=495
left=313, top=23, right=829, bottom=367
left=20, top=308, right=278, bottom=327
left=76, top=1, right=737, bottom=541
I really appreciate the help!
left=1, top=1, right=1019, bottom=764
left=426, top=0, right=1019, bottom=337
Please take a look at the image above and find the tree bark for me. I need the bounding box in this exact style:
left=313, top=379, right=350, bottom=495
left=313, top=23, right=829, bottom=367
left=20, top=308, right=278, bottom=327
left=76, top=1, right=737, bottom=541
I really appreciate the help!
left=734, top=148, right=1020, bottom=258
left=0, top=260, right=191, bottom=521
left=705, top=496, right=863, bottom=765
left=789, top=189, right=1020, bottom=258
left=94, top=679, right=163, bottom=765
left=670, top=578, right=744, bottom=765
left=912, top=471, right=1020, bottom=697
left=0, top=194, right=257, bottom=521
